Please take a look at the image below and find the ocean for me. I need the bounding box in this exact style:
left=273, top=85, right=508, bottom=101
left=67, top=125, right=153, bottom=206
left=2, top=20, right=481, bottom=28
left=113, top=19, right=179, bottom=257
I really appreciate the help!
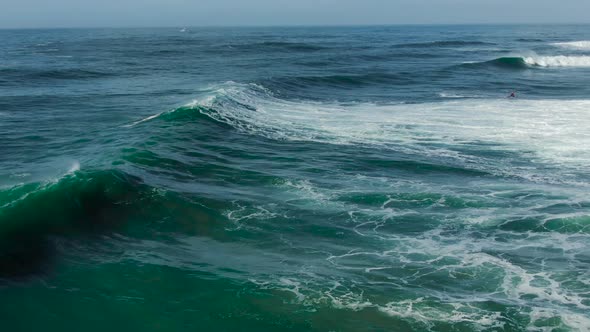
left=1, top=25, right=590, bottom=331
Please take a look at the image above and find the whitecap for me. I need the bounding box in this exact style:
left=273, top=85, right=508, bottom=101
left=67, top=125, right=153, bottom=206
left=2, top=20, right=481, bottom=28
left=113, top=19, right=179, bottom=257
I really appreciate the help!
left=552, top=40, right=590, bottom=50
left=123, top=111, right=165, bottom=127
left=185, top=82, right=590, bottom=184
left=67, top=161, right=80, bottom=174
left=523, top=55, right=590, bottom=67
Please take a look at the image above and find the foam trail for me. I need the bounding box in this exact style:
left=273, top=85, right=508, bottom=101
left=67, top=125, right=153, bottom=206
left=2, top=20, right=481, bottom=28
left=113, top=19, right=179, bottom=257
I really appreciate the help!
left=552, top=41, right=590, bottom=50
left=189, top=83, right=590, bottom=173
left=67, top=161, right=80, bottom=174
left=124, top=82, right=590, bottom=185
left=523, top=55, right=590, bottom=67
left=124, top=112, right=165, bottom=127
left=438, top=92, right=465, bottom=98
left=437, top=92, right=482, bottom=99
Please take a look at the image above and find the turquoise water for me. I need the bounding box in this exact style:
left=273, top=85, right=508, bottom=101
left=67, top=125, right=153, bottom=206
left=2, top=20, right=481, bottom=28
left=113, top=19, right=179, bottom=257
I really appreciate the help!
left=1, top=25, right=590, bottom=331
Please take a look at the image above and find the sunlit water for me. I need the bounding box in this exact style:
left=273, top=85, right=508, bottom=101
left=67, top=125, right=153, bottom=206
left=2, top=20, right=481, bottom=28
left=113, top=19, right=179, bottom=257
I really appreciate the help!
left=1, top=25, right=590, bottom=331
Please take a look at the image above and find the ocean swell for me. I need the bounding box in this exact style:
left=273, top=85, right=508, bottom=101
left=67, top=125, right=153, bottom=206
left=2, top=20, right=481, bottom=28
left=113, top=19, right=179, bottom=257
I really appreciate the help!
left=466, top=55, right=590, bottom=69
left=0, top=169, right=146, bottom=280
left=265, top=73, right=412, bottom=89
left=0, top=68, right=116, bottom=83
left=127, top=82, right=590, bottom=185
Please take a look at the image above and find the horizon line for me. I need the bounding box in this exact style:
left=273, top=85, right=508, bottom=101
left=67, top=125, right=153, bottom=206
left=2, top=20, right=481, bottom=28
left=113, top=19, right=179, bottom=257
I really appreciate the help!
left=1, top=22, right=590, bottom=30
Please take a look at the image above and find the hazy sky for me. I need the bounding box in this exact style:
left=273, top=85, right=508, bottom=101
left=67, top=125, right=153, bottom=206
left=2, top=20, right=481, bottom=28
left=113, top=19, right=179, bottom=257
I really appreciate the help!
left=1, top=0, right=589, bottom=28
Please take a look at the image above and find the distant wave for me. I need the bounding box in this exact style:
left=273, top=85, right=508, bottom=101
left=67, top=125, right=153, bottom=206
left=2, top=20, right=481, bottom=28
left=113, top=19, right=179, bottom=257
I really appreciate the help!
left=552, top=41, right=590, bottom=50
left=266, top=73, right=412, bottom=89
left=394, top=40, right=495, bottom=48
left=437, top=92, right=482, bottom=99
left=230, top=41, right=325, bottom=52
left=464, top=56, right=590, bottom=69
left=0, top=68, right=115, bottom=83
left=486, top=57, right=531, bottom=69
left=516, top=38, right=545, bottom=42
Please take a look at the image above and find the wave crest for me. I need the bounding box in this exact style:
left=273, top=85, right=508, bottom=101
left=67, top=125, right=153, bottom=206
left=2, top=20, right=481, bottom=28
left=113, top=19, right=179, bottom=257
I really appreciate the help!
left=127, top=82, right=590, bottom=186
left=523, top=55, right=590, bottom=67
left=466, top=56, right=590, bottom=69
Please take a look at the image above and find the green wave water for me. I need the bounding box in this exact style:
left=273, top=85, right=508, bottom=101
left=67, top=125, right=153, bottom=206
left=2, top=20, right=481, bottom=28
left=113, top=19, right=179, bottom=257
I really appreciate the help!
left=1, top=25, right=590, bottom=331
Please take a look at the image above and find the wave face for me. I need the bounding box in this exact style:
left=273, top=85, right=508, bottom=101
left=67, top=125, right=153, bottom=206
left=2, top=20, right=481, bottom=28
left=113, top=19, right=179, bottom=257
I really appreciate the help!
left=0, top=169, right=147, bottom=279
left=484, top=56, right=531, bottom=69
left=2, top=25, right=590, bottom=332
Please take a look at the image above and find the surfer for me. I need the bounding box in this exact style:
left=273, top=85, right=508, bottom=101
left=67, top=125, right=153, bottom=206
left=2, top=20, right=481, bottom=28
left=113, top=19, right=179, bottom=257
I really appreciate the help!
left=508, top=91, right=516, bottom=98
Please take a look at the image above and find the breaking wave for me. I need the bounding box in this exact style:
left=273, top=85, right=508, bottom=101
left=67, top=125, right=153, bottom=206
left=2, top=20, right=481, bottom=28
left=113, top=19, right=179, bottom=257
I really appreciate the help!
left=552, top=40, right=590, bottom=50
left=522, top=55, right=590, bottom=67
left=127, top=82, right=590, bottom=185
left=467, top=56, right=590, bottom=69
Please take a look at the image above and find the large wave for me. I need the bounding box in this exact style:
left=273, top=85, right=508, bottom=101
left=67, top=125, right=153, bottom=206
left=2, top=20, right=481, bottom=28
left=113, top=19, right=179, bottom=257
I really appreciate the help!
left=128, top=82, right=590, bottom=184
left=0, top=169, right=147, bottom=279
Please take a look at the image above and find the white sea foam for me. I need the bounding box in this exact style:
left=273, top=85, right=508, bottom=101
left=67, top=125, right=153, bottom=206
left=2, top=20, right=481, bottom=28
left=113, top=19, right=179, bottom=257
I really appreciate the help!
left=123, top=111, right=165, bottom=127
left=322, top=228, right=590, bottom=329
left=250, top=234, right=589, bottom=330
left=9, top=172, right=31, bottom=179
left=121, top=84, right=590, bottom=330
left=438, top=92, right=466, bottom=98
left=67, top=161, right=80, bottom=174
left=528, top=308, right=590, bottom=331
left=523, top=55, right=590, bottom=67
left=224, top=203, right=279, bottom=231
left=552, top=40, right=590, bottom=50
left=123, top=178, right=590, bottom=331
left=378, top=299, right=504, bottom=330
left=185, top=83, right=590, bottom=184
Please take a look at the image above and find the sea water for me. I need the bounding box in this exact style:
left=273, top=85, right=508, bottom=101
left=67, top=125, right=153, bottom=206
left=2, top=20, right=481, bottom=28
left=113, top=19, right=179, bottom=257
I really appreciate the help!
left=1, top=25, right=590, bottom=331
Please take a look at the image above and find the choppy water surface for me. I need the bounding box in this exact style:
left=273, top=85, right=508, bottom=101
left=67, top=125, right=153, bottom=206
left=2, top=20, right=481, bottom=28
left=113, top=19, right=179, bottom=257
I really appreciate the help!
left=1, top=25, right=590, bottom=331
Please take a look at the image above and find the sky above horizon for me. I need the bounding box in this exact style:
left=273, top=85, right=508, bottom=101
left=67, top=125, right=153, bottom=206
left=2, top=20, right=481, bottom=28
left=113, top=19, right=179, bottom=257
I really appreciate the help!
left=1, top=0, right=589, bottom=28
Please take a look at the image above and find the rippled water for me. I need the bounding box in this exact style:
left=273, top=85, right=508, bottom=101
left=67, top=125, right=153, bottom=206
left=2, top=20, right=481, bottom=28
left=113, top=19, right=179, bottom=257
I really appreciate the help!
left=1, top=25, right=590, bottom=331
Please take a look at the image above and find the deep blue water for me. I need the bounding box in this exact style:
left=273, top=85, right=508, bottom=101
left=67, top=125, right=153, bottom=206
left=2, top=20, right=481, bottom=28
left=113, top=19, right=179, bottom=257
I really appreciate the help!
left=1, top=25, right=590, bottom=331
